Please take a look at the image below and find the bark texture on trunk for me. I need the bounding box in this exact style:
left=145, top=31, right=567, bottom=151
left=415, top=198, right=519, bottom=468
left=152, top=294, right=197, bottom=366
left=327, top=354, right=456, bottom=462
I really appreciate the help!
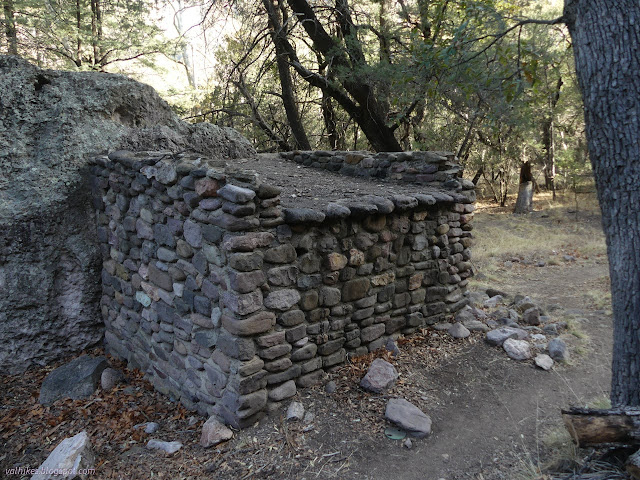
left=565, top=0, right=640, bottom=406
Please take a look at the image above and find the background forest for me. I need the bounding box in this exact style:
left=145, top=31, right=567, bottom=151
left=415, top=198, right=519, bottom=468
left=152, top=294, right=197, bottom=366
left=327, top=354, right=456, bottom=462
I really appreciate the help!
left=0, top=0, right=591, bottom=206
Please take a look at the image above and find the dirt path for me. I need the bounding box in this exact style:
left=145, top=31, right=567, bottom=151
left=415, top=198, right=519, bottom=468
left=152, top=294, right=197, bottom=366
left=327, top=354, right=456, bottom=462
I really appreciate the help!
left=350, top=262, right=613, bottom=480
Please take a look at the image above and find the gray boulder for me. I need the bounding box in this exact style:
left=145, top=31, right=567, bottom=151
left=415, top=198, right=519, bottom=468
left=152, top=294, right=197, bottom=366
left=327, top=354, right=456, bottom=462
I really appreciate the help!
left=455, top=308, right=476, bottom=324
left=39, top=355, right=108, bottom=405
left=486, top=288, right=508, bottom=298
left=548, top=338, right=570, bottom=362
left=448, top=322, right=471, bottom=339
left=100, top=367, right=125, bottom=391
left=535, top=354, right=554, bottom=371
left=0, top=56, right=255, bottom=374
left=360, top=358, right=399, bottom=393
left=385, top=398, right=432, bottom=438
left=484, top=295, right=504, bottom=307
left=486, top=327, right=527, bottom=346
left=522, top=307, right=541, bottom=326
left=463, top=320, right=490, bottom=332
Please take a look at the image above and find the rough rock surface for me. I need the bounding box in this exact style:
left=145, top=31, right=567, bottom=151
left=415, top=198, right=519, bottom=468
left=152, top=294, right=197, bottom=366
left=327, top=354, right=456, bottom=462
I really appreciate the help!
left=502, top=338, right=532, bottom=361
left=146, top=439, right=183, bottom=454
left=31, top=431, right=94, bottom=480
left=200, top=416, right=233, bottom=448
left=39, top=355, right=108, bottom=405
left=360, top=358, right=399, bottom=393
left=535, top=354, right=554, bottom=371
left=100, top=367, right=125, bottom=391
left=485, top=327, right=521, bottom=346
left=286, top=401, right=305, bottom=422
left=385, top=398, right=432, bottom=438
left=548, top=338, right=570, bottom=362
left=0, top=55, right=255, bottom=373
left=448, top=322, right=471, bottom=339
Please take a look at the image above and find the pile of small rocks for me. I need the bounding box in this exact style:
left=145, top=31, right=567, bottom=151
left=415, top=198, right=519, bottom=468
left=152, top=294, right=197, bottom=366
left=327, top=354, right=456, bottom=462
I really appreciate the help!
left=441, top=288, right=572, bottom=370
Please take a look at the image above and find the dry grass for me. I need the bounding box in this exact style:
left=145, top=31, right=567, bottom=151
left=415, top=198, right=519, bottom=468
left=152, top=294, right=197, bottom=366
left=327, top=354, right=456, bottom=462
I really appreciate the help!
left=472, top=193, right=607, bottom=271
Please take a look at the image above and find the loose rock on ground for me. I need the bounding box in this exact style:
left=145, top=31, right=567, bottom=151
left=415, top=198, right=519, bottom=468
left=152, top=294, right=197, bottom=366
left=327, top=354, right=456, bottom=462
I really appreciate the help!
left=385, top=398, right=432, bottom=438
left=360, top=358, right=399, bottom=393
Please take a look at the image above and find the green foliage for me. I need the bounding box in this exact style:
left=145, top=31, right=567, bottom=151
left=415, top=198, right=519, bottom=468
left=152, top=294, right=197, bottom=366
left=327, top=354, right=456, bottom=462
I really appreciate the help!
left=2, top=0, right=171, bottom=70
left=1, top=0, right=589, bottom=196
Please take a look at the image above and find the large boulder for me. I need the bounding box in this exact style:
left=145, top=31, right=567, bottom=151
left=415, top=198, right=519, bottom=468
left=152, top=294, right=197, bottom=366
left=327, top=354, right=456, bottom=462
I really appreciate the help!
left=0, top=55, right=255, bottom=373
left=39, top=355, right=108, bottom=405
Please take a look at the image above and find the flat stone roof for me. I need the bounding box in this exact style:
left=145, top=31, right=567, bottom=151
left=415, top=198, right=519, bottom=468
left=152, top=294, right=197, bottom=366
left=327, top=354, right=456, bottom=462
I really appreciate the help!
left=227, top=153, right=467, bottom=210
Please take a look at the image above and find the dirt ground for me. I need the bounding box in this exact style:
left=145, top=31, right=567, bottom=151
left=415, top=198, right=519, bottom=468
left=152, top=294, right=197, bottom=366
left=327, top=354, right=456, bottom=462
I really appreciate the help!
left=0, top=198, right=615, bottom=480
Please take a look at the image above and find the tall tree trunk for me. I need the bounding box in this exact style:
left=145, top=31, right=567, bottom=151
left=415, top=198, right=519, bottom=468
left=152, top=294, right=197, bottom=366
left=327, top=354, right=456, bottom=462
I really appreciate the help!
left=263, top=0, right=311, bottom=150
left=284, top=0, right=402, bottom=151
left=90, top=0, right=102, bottom=67
left=75, top=0, right=82, bottom=67
left=321, top=87, right=342, bottom=150
left=3, top=0, right=17, bottom=55
left=174, top=0, right=196, bottom=88
left=564, top=0, right=640, bottom=406
left=542, top=117, right=555, bottom=193
left=514, top=161, right=534, bottom=214
left=542, top=77, right=563, bottom=199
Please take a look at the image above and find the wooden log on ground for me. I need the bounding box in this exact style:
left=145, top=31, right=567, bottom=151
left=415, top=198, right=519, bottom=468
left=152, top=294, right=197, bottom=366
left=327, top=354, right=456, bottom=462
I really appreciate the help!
left=562, top=407, right=640, bottom=446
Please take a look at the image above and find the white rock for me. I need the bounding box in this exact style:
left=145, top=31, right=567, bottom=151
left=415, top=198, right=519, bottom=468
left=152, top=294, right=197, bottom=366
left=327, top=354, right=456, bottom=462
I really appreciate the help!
left=503, top=338, right=532, bottom=361
left=31, top=431, right=94, bottom=480
left=200, top=417, right=233, bottom=448
left=146, top=439, right=183, bottom=454
left=286, top=401, right=305, bottom=422
left=535, top=354, right=554, bottom=371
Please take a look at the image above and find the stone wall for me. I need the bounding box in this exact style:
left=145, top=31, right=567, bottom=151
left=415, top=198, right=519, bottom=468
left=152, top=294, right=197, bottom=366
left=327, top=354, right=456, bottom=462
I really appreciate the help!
left=92, top=150, right=475, bottom=427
